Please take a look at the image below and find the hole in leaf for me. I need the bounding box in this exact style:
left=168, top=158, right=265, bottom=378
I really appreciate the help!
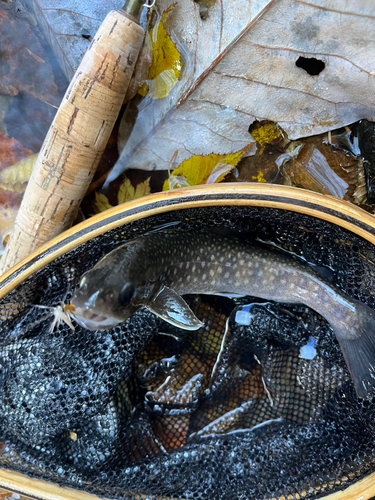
left=81, top=31, right=91, bottom=41
left=194, top=0, right=216, bottom=20
left=296, top=57, right=325, bottom=76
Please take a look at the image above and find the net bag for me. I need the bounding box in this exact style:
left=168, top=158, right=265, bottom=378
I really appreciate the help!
left=0, top=186, right=375, bottom=500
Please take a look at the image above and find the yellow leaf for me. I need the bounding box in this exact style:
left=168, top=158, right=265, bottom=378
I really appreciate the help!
left=206, top=162, right=236, bottom=184
left=0, top=153, right=37, bottom=193
left=93, top=177, right=151, bottom=215
left=93, top=192, right=113, bottom=214
left=133, top=177, right=151, bottom=199
left=250, top=120, right=285, bottom=154
left=251, top=171, right=267, bottom=183
left=163, top=149, right=247, bottom=191
left=140, top=4, right=181, bottom=100
left=117, top=176, right=151, bottom=204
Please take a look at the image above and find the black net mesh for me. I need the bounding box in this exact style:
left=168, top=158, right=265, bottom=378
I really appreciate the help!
left=0, top=205, right=375, bottom=499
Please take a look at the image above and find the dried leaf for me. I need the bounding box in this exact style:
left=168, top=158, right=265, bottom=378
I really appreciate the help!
left=94, top=176, right=151, bottom=214
left=0, top=153, right=37, bottom=193
left=140, top=5, right=181, bottom=100
left=117, top=176, right=151, bottom=204
left=109, top=0, right=375, bottom=178
left=278, top=141, right=367, bottom=204
left=163, top=150, right=246, bottom=191
left=0, top=206, right=18, bottom=256
left=205, top=162, right=236, bottom=184
left=166, top=174, right=190, bottom=190
left=94, top=192, right=112, bottom=213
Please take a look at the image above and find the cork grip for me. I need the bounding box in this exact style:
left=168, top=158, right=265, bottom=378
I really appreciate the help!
left=0, top=10, right=145, bottom=274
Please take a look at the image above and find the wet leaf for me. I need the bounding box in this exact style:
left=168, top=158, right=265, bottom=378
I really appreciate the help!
left=249, top=121, right=287, bottom=155
left=0, top=153, right=37, bottom=193
left=109, top=0, right=375, bottom=177
left=5, top=93, right=61, bottom=154
left=278, top=142, right=367, bottom=204
left=163, top=149, right=246, bottom=191
left=0, top=95, right=13, bottom=135
left=139, top=5, right=181, bottom=100
left=125, top=32, right=153, bottom=102
left=26, top=1, right=126, bottom=81
left=0, top=131, right=33, bottom=171
left=94, top=176, right=151, bottom=214
left=0, top=10, right=59, bottom=104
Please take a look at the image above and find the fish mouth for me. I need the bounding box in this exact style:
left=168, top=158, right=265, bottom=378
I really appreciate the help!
left=72, top=307, right=120, bottom=331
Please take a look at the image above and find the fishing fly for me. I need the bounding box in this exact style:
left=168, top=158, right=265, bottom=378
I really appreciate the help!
left=35, top=302, right=76, bottom=333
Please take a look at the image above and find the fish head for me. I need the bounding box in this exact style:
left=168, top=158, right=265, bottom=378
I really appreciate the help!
left=70, top=241, right=144, bottom=330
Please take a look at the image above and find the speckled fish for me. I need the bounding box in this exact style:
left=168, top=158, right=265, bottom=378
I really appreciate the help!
left=71, top=229, right=375, bottom=399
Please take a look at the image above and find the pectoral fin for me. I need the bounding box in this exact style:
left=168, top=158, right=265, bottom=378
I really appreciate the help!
left=147, top=286, right=204, bottom=330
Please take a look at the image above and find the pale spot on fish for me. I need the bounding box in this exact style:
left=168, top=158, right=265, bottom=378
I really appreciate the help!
left=224, top=272, right=230, bottom=279
left=202, top=274, right=207, bottom=280
left=235, top=271, right=241, bottom=278
left=219, top=256, right=225, bottom=263
left=280, top=279, right=286, bottom=284
left=258, top=271, right=263, bottom=277
left=244, top=278, right=250, bottom=284
left=186, top=276, right=191, bottom=282
left=209, top=269, right=215, bottom=277
left=217, top=266, right=222, bottom=274
left=174, top=268, right=178, bottom=275
left=239, top=259, right=245, bottom=265
left=255, top=262, right=259, bottom=269
left=210, top=255, right=215, bottom=261
left=192, top=265, right=196, bottom=272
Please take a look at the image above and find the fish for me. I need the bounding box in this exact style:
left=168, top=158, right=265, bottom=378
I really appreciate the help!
left=71, top=229, right=375, bottom=399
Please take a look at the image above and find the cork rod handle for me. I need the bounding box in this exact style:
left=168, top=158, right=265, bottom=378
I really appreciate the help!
left=0, top=10, right=144, bottom=274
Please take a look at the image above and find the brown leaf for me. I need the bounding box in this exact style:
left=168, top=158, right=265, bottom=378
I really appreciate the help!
left=0, top=10, right=59, bottom=104
left=0, top=131, right=33, bottom=171
left=110, top=0, right=375, bottom=178
left=25, top=47, right=45, bottom=63
left=279, top=142, right=367, bottom=204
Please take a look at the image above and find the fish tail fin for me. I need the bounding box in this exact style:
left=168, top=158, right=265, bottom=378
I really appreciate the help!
left=334, top=302, right=375, bottom=399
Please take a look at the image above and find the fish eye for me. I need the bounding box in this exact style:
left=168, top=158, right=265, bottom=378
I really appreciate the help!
left=118, top=282, right=135, bottom=306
